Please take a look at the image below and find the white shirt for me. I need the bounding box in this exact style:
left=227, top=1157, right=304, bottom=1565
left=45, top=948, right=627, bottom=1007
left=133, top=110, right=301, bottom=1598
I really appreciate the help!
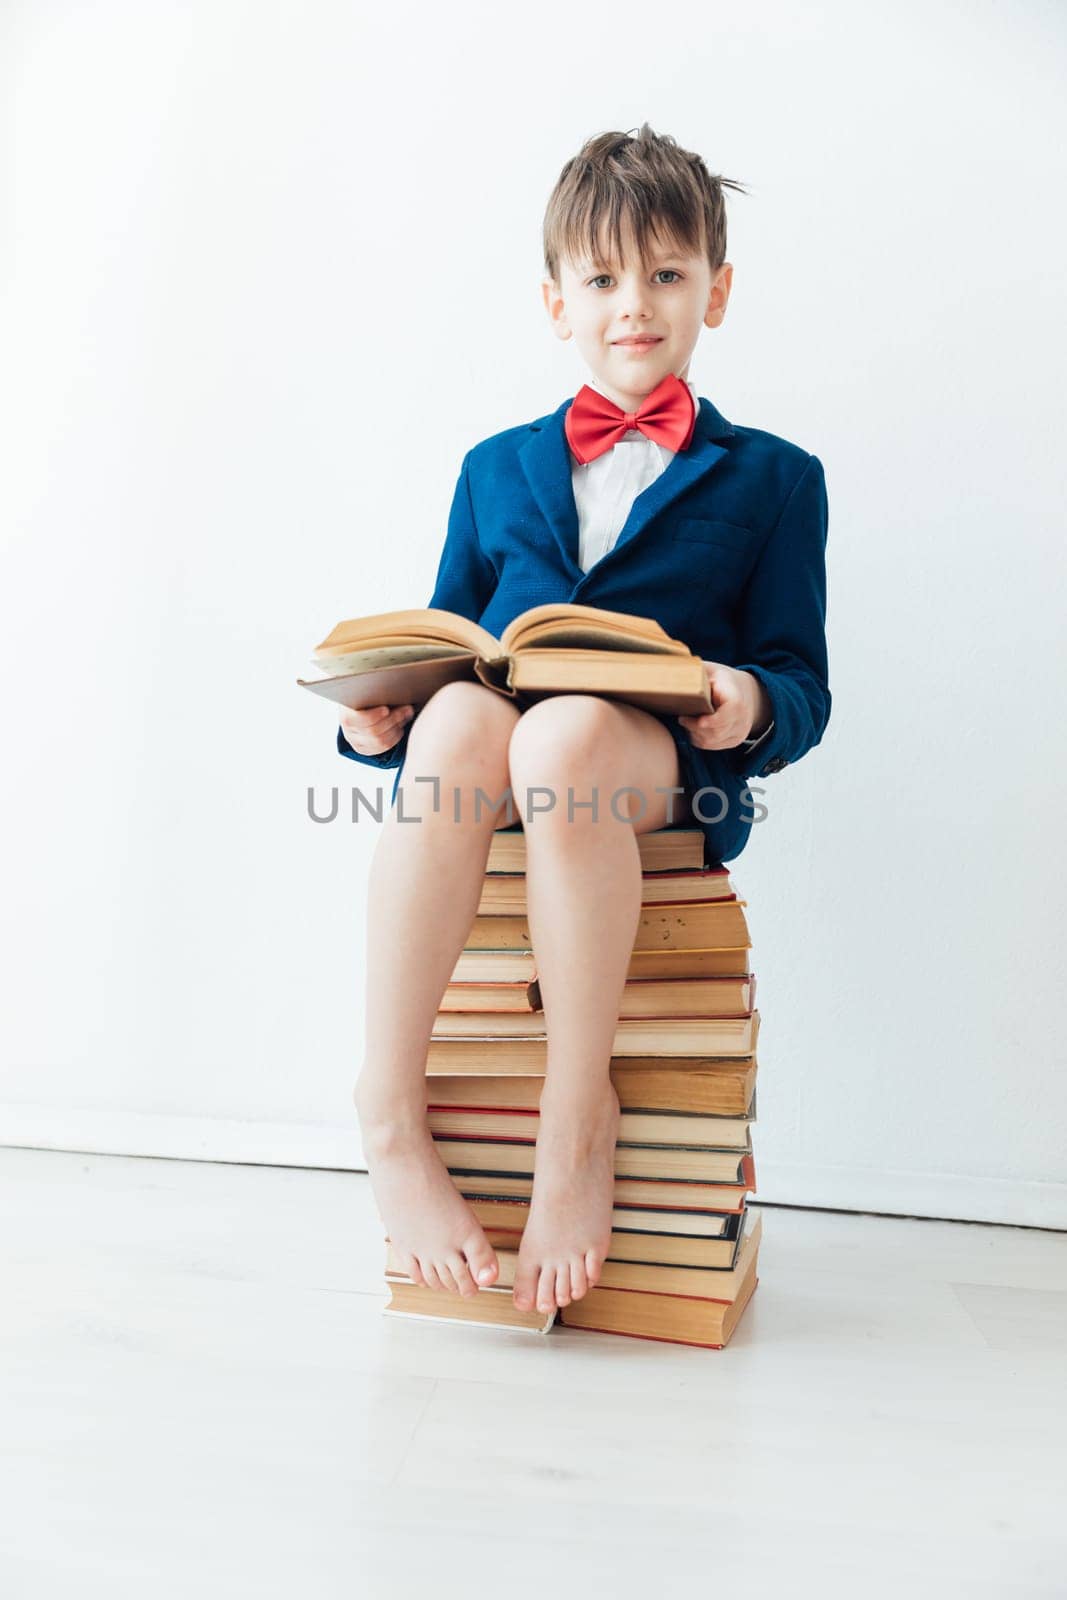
left=571, top=376, right=699, bottom=574
left=568, top=375, right=774, bottom=751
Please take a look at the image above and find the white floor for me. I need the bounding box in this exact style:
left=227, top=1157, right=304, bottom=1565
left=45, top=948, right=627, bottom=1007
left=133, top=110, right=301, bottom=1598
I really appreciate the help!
left=0, top=1147, right=1064, bottom=1600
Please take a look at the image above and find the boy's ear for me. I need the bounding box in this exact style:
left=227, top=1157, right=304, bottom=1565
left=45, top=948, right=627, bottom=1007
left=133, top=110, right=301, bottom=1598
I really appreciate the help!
left=537, top=278, right=572, bottom=340
left=542, top=277, right=572, bottom=341
left=703, top=262, right=734, bottom=331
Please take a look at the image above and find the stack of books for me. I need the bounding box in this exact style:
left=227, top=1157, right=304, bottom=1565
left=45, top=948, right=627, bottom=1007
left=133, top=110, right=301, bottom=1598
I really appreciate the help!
left=381, top=822, right=762, bottom=1348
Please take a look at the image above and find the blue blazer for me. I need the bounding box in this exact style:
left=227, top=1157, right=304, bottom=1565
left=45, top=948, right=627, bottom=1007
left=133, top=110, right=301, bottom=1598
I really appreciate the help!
left=337, top=392, right=830, bottom=865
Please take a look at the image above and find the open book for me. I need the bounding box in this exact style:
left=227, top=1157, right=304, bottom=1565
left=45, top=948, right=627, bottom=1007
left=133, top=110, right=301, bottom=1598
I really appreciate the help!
left=298, top=602, right=713, bottom=717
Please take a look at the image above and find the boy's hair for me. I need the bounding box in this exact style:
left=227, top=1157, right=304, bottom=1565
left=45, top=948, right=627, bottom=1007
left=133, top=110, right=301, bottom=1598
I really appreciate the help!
left=542, top=122, right=747, bottom=284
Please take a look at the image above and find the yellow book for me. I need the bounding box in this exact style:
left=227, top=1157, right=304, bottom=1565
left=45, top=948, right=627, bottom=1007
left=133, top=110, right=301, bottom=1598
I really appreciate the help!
left=298, top=602, right=713, bottom=717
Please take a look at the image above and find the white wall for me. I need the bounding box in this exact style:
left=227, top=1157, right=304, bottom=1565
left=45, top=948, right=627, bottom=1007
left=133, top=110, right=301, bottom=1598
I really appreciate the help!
left=2, top=0, right=1064, bottom=1227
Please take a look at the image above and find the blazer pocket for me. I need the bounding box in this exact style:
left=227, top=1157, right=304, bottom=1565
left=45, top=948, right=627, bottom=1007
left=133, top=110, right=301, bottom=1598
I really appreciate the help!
left=672, top=517, right=757, bottom=552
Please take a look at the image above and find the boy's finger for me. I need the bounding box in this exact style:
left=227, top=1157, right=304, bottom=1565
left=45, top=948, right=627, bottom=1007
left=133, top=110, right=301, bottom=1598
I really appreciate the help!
left=375, top=706, right=415, bottom=742
left=344, top=704, right=391, bottom=728
left=342, top=705, right=415, bottom=751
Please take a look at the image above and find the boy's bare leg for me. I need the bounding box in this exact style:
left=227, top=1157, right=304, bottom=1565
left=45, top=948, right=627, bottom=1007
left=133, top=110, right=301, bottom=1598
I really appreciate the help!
left=506, top=698, right=686, bottom=1313
left=355, top=681, right=521, bottom=1297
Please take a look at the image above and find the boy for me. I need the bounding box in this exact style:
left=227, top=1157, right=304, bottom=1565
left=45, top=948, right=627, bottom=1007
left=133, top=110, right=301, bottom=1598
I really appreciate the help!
left=337, top=124, right=830, bottom=1316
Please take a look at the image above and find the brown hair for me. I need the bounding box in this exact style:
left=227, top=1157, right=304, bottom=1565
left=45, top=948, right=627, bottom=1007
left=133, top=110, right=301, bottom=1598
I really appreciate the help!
left=542, top=122, right=748, bottom=284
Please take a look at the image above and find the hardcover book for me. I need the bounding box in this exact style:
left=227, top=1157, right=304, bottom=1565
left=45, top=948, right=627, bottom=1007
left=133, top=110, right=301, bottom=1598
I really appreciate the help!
left=298, top=602, right=714, bottom=717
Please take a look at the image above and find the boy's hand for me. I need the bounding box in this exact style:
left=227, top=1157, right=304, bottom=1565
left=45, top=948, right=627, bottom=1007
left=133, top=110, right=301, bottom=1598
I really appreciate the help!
left=677, top=662, right=771, bottom=751
left=339, top=703, right=415, bottom=756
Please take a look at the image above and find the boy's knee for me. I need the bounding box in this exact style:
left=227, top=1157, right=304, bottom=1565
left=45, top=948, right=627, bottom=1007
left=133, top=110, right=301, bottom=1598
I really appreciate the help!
left=508, top=695, right=618, bottom=783
left=398, top=682, right=520, bottom=822
left=410, top=679, right=519, bottom=763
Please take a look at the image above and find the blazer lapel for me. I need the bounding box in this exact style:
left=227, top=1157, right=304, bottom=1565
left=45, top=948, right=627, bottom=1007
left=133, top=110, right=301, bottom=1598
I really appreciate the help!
left=607, top=395, right=735, bottom=566
left=518, top=400, right=584, bottom=579
left=518, top=394, right=736, bottom=580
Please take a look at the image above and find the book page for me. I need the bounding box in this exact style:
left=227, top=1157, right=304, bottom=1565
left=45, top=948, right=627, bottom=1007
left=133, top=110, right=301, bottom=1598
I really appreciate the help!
left=313, top=607, right=500, bottom=659
left=309, top=643, right=473, bottom=677
left=501, top=602, right=686, bottom=656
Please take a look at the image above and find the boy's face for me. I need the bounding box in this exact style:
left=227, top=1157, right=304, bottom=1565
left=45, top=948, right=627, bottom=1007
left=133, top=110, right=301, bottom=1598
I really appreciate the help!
left=543, top=218, right=732, bottom=412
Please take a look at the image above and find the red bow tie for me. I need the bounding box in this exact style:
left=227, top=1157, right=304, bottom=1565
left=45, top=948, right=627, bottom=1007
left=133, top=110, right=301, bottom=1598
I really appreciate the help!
left=565, top=372, right=697, bottom=465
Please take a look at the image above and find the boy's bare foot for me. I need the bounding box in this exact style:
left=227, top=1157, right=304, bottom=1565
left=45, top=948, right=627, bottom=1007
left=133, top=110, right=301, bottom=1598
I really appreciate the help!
left=355, top=1082, right=499, bottom=1296
left=513, top=1075, right=620, bottom=1313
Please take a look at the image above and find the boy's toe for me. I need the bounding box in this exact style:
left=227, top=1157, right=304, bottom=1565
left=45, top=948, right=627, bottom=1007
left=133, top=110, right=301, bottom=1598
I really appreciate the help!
left=569, top=1258, right=589, bottom=1301
left=464, top=1234, right=499, bottom=1287
left=448, top=1253, right=478, bottom=1297
left=536, top=1265, right=557, bottom=1312
left=436, top=1260, right=461, bottom=1293
left=584, top=1248, right=603, bottom=1288
left=554, top=1266, right=572, bottom=1306
left=513, top=1258, right=538, bottom=1310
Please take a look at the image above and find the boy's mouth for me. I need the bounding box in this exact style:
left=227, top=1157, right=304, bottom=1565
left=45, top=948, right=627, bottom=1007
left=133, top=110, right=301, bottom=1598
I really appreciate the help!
left=613, top=336, right=663, bottom=351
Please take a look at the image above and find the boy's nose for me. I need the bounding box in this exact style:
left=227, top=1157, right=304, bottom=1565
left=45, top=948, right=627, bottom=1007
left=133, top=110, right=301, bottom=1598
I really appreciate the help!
left=619, top=288, right=654, bottom=317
